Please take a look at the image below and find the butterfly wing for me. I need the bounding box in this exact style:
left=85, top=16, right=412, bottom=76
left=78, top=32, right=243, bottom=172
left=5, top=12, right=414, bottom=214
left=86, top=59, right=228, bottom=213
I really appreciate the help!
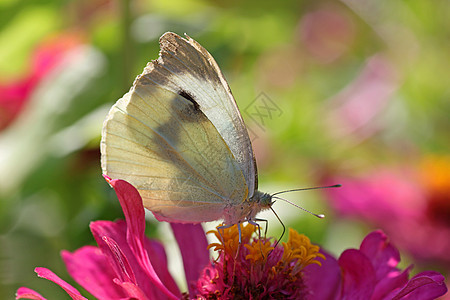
left=101, top=77, right=248, bottom=223
left=144, top=32, right=258, bottom=196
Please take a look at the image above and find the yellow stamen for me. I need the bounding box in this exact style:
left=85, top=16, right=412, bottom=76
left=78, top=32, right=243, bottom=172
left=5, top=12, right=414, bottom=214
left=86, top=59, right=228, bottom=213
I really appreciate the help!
left=207, top=223, right=256, bottom=255
left=244, top=240, right=274, bottom=263
left=207, top=224, right=325, bottom=272
left=282, top=228, right=325, bottom=270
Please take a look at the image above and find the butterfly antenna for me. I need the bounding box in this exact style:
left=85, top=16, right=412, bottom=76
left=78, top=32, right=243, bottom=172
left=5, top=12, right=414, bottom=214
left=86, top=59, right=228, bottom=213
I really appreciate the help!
left=270, top=184, right=341, bottom=197
left=272, top=196, right=325, bottom=219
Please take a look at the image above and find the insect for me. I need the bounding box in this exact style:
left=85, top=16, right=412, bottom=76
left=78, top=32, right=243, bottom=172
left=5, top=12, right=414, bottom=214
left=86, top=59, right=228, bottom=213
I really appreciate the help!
left=101, top=32, right=337, bottom=241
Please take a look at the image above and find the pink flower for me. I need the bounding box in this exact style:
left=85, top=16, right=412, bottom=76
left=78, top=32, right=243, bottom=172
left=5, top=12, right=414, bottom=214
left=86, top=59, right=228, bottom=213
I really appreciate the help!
left=16, top=177, right=209, bottom=300
left=299, top=7, right=356, bottom=63
left=195, top=225, right=447, bottom=299
left=16, top=177, right=447, bottom=299
left=305, top=230, right=447, bottom=299
left=325, top=55, right=399, bottom=141
left=0, top=32, right=82, bottom=130
left=324, top=156, right=450, bottom=267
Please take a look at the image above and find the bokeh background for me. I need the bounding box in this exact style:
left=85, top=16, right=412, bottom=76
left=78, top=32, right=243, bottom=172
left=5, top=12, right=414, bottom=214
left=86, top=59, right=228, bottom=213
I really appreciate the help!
left=1, top=0, right=449, bottom=298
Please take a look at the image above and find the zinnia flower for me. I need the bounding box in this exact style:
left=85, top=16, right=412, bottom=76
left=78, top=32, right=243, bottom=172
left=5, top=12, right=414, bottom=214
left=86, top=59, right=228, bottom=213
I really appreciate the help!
left=195, top=225, right=447, bottom=299
left=17, top=176, right=447, bottom=299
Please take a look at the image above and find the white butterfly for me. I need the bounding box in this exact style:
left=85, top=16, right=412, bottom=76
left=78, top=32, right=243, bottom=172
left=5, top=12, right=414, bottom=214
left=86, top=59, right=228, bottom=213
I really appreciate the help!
left=101, top=32, right=329, bottom=234
left=101, top=32, right=273, bottom=229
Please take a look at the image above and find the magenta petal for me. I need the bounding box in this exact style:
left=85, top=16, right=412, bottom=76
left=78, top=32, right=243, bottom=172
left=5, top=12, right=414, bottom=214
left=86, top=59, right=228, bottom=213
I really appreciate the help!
left=338, top=249, right=376, bottom=298
left=102, top=236, right=137, bottom=283
left=360, top=230, right=401, bottom=278
left=171, top=223, right=209, bottom=296
left=359, top=230, right=415, bottom=298
left=114, top=279, right=149, bottom=300
left=142, top=238, right=180, bottom=294
left=90, top=220, right=173, bottom=299
left=392, top=271, right=448, bottom=300
left=373, top=266, right=412, bottom=300
left=16, top=287, right=46, bottom=300
left=34, top=267, right=87, bottom=300
left=303, top=250, right=341, bottom=300
left=107, top=178, right=180, bottom=299
left=62, top=246, right=126, bottom=299
left=90, top=221, right=134, bottom=282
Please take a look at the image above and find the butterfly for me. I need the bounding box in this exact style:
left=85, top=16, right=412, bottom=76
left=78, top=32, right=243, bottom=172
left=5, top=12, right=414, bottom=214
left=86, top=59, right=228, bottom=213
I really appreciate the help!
left=101, top=32, right=332, bottom=239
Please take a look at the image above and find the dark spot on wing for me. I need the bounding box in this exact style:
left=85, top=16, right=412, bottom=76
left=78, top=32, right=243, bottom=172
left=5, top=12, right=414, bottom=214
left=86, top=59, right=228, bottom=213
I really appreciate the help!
left=178, top=90, right=200, bottom=110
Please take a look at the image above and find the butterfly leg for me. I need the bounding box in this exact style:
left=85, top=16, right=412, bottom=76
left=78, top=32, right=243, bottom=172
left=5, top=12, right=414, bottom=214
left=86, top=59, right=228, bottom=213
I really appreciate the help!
left=237, top=222, right=242, bottom=244
left=233, top=223, right=242, bottom=280
left=248, top=218, right=269, bottom=260
left=216, top=222, right=241, bottom=279
left=247, top=219, right=262, bottom=241
left=251, top=218, right=269, bottom=239
left=217, top=224, right=236, bottom=245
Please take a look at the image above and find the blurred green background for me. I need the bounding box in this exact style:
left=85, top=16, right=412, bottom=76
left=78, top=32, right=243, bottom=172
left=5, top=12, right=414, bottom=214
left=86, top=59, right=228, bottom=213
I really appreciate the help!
left=1, top=0, right=449, bottom=298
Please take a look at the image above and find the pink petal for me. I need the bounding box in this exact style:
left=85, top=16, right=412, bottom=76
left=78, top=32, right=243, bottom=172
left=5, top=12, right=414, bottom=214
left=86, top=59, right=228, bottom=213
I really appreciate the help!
left=392, top=271, right=448, bottom=300
left=338, top=249, right=376, bottom=298
left=303, top=250, right=341, bottom=300
left=359, top=230, right=417, bottom=298
left=113, top=279, right=149, bottom=300
left=359, top=230, right=401, bottom=279
left=105, top=178, right=180, bottom=299
left=142, top=238, right=180, bottom=295
left=171, top=223, right=209, bottom=296
left=62, top=246, right=126, bottom=299
left=373, top=266, right=412, bottom=300
left=34, top=267, right=87, bottom=300
left=102, top=236, right=137, bottom=283
left=91, top=220, right=172, bottom=299
left=16, top=287, right=46, bottom=300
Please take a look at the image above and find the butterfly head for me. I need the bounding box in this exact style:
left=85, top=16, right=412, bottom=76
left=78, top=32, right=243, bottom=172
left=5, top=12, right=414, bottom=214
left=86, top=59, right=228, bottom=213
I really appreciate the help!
left=245, top=190, right=274, bottom=219
left=252, top=190, right=274, bottom=209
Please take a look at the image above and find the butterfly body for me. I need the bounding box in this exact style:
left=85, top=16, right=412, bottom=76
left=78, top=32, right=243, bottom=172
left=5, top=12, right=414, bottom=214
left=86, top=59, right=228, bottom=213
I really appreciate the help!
left=101, top=32, right=272, bottom=226
left=222, top=191, right=273, bottom=225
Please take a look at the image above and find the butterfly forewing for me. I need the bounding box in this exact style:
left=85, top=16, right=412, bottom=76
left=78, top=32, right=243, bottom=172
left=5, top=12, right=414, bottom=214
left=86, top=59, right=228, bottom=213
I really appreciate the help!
left=141, top=32, right=257, bottom=196
left=101, top=77, right=249, bottom=223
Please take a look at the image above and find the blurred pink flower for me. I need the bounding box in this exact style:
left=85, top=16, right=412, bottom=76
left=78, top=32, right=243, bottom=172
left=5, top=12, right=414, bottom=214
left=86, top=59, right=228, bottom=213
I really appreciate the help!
left=16, top=177, right=447, bottom=299
left=16, top=177, right=209, bottom=300
left=324, top=156, right=450, bottom=267
left=0, top=32, right=82, bottom=130
left=325, top=55, right=400, bottom=141
left=298, top=7, right=355, bottom=63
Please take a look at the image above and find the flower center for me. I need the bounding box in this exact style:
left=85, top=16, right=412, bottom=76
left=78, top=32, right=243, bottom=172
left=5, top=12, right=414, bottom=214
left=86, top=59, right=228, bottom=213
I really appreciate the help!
left=197, top=224, right=325, bottom=299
